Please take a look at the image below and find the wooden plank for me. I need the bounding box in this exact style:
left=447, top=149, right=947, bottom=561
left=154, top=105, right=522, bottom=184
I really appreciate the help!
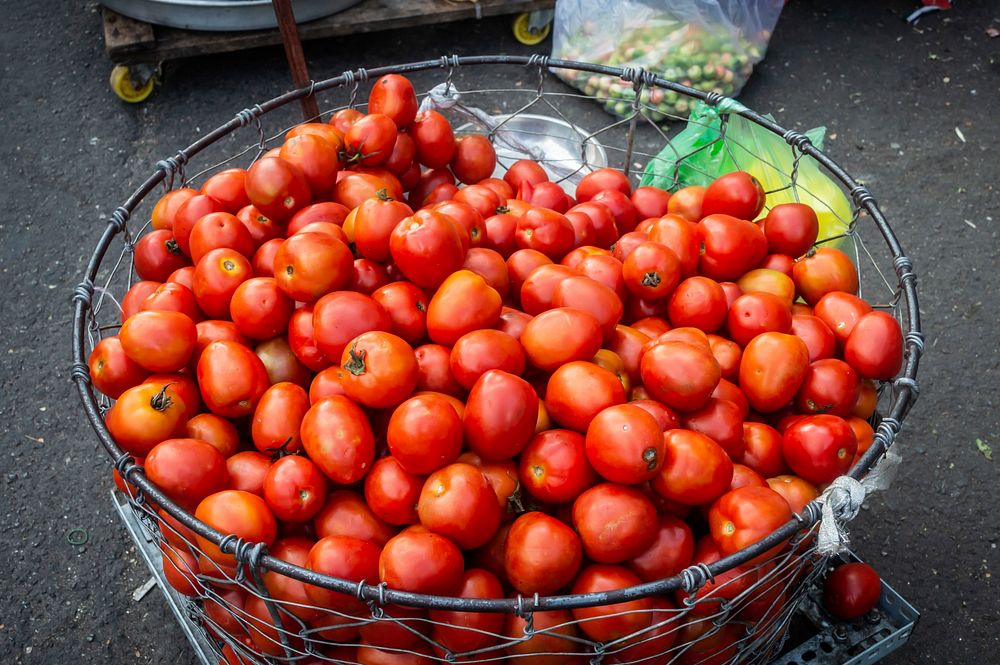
left=108, top=0, right=555, bottom=64
left=272, top=0, right=321, bottom=120
left=102, top=7, right=155, bottom=55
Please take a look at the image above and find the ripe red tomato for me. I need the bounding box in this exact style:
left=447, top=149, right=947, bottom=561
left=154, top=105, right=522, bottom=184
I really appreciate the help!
left=667, top=185, right=706, bottom=223
left=503, top=159, right=548, bottom=191
left=226, top=277, right=293, bottom=341
left=387, top=393, right=464, bottom=474
left=106, top=382, right=188, bottom=458
left=251, top=238, right=282, bottom=277
left=417, top=462, right=501, bottom=550
left=305, top=534, right=381, bottom=612
left=139, top=281, right=202, bottom=322
left=584, top=403, right=665, bottom=484
left=335, top=172, right=399, bottom=208
left=145, top=438, right=229, bottom=510
left=766, top=475, right=819, bottom=514
left=259, top=538, right=321, bottom=622
left=451, top=134, right=497, bottom=185
left=245, top=156, right=311, bottom=223
left=515, top=207, right=575, bottom=259
left=344, top=113, right=398, bottom=166
left=340, top=331, right=418, bottom=409
left=191, top=248, right=252, bottom=318
left=408, top=110, right=455, bottom=168
left=194, top=490, right=277, bottom=565
left=425, top=270, right=502, bottom=346
left=701, top=171, right=766, bottom=220
left=364, top=456, right=425, bottom=525
left=273, top=232, right=353, bottom=303
left=367, top=281, right=427, bottom=345
left=628, top=514, right=694, bottom=582
left=134, top=229, right=190, bottom=282
left=119, top=310, right=196, bottom=373
left=464, top=370, right=539, bottom=461
left=352, top=192, right=414, bottom=263
left=520, top=307, right=603, bottom=372
left=706, top=334, right=742, bottom=382
left=519, top=263, right=574, bottom=314
left=449, top=329, right=525, bottom=390
left=379, top=526, right=464, bottom=595
left=698, top=213, right=768, bottom=281
left=763, top=203, right=819, bottom=257
left=573, top=483, right=657, bottom=563
left=184, top=413, right=238, bottom=457
left=738, top=422, right=786, bottom=477
left=653, top=429, right=733, bottom=506
left=263, top=455, right=328, bottom=522
left=823, top=562, right=882, bottom=620
left=151, top=187, right=197, bottom=231
left=251, top=382, right=309, bottom=455
left=844, top=311, right=904, bottom=380
left=88, top=336, right=150, bottom=399
left=519, top=429, right=597, bottom=504
left=483, top=212, right=519, bottom=256
left=504, top=511, right=582, bottom=595
left=429, top=568, right=505, bottom=654
left=792, top=247, right=859, bottom=305
left=739, top=332, right=810, bottom=412
left=681, top=398, right=745, bottom=459
left=727, top=291, right=793, bottom=347
left=172, top=193, right=226, bottom=257
left=542, top=361, right=622, bottom=433
left=631, top=185, right=671, bottom=219
left=255, top=336, right=310, bottom=387
left=640, top=340, right=721, bottom=411
left=709, top=485, right=792, bottom=564
left=196, top=340, right=269, bottom=418
left=300, top=395, right=376, bottom=484
left=552, top=275, right=624, bottom=341
left=814, top=291, right=873, bottom=347
left=389, top=211, right=466, bottom=288
left=622, top=241, right=682, bottom=301
left=782, top=414, right=858, bottom=484
left=795, top=358, right=861, bottom=417
left=413, top=344, right=464, bottom=397
left=383, top=131, right=417, bottom=176
left=312, top=291, right=391, bottom=361
left=592, top=190, right=638, bottom=234
left=279, top=133, right=342, bottom=198
left=369, top=74, right=419, bottom=129
left=226, top=451, right=271, bottom=496
left=160, top=545, right=200, bottom=597
left=667, top=276, right=728, bottom=333
left=790, top=313, right=837, bottom=362
left=570, top=565, right=651, bottom=642
left=313, top=489, right=396, bottom=546
left=461, top=248, right=509, bottom=299
left=737, top=268, right=796, bottom=308
left=503, top=609, right=584, bottom=665
left=576, top=168, right=632, bottom=202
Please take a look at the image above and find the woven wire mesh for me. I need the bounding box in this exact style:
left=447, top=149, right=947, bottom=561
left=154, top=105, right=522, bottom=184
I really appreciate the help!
left=71, top=55, right=922, bottom=665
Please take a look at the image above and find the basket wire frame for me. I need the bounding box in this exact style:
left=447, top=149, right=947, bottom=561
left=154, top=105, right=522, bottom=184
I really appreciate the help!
left=71, top=55, right=922, bottom=665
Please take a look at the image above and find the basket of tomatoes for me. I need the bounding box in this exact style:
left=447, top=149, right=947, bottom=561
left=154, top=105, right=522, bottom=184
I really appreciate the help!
left=72, top=55, right=922, bottom=665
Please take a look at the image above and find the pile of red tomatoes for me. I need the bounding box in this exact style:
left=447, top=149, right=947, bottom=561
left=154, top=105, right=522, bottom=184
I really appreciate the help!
left=88, top=73, right=904, bottom=664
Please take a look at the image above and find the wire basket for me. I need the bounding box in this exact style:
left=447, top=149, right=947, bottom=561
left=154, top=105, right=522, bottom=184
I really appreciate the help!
left=71, top=55, right=923, bottom=665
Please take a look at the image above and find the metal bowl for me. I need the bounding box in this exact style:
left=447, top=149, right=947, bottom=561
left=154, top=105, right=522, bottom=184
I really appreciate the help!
left=102, top=0, right=363, bottom=31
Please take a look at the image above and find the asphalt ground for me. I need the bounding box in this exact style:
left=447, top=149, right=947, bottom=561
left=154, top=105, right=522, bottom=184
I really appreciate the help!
left=0, top=1, right=997, bottom=663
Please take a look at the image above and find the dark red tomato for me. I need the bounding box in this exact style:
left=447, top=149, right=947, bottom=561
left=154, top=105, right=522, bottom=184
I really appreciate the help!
left=340, top=331, right=418, bottom=409
left=631, top=186, right=671, bottom=219
left=172, top=193, right=227, bottom=257
left=426, top=269, right=502, bottom=346
left=711, top=378, right=749, bottom=420
left=191, top=248, right=252, bottom=319
left=433, top=201, right=485, bottom=250
left=417, top=462, right=501, bottom=550
left=191, top=320, right=247, bottom=371
left=844, top=311, right=904, bottom=380
left=606, top=325, right=650, bottom=384
left=573, top=483, right=657, bottom=563
left=364, top=456, right=424, bottom=526
left=652, top=326, right=711, bottom=352
left=519, top=429, right=597, bottom=504
left=483, top=212, right=519, bottom=257
left=334, top=172, right=397, bottom=209
left=648, top=214, right=700, bottom=276
left=461, top=248, right=509, bottom=299
left=134, top=229, right=190, bottom=282
left=763, top=203, right=819, bottom=257
left=369, top=74, right=419, bottom=129
left=263, top=455, right=328, bottom=522
left=380, top=526, right=464, bottom=595
left=739, top=332, right=810, bottom=413
left=139, top=281, right=202, bottom=322
left=166, top=267, right=196, bottom=291
left=194, top=490, right=277, bottom=566
left=358, top=642, right=430, bottom=664
left=629, top=400, right=680, bottom=433
left=494, top=307, right=532, bottom=342
left=328, top=108, right=363, bottom=134
left=312, top=291, right=391, bottom=361
left=389, top=211, right=465, bottom=289
left=160, top=545, right=200, bottom=597
left=119, top=310, right=196, bottom=373
left=413, top=344, right=463, bottom=397
left=352, top=191, right=414, bottom=262
left=88, top=336, right=149, bottom=399
left=519, top=263, right=575, bottom=315
left=300, top=396, right=376, bottom=484
left=229, top=277, right=294, bottom=341
left=565, top=208, right=599, bottom=247
left=709, top=485, right=792, bottom=564
left=640, top=340, right=721, bottom=412
left=388, top=393, right=464, bottom=474
left=344, top=113, right=398, bottom=166
left=199, top=168, right=249, bottom=213
left=428, top=568, right=504, bottom=654
left=515, top=208, right=575, bottom=260
left=450, top=330, right=525, bottom=390
left=667, top=185, right=705, bottom=222
left=245, top=156, right=311, bottom=223
left=570, top=565, right=652, bottom=642
left=585, top=404, right=664, bottom=484
left=759, top=252, right=796, bottom=276
left=622, top=241, right=681, bottom=301
left=383, top=132, right=417, bottom=176
left=824, top=562, right=882, bottom=620
left=698, top=214, right=769, bottom=281
left=654, top=428, right=734, bottom=506
left=505, top=512, right=582, bottom=595
left=814, top=291, right=873, bottom=347
left=477, top=177, right=514, bottom=201
left=552, top=275, right=624, bottom=341
left=456, top=452, right=521, bottom=521
left=306, top=367, right=345, bottom=404
left=783, top=414, right=858, bottom=484
left=575, top=168, right=632, bottom=202
left=464, top=370, right=539, bottom=461
left=795, top=358, right=861, bottom=417
left=628, top=514, right=694, bottom=582
left=236, top=205, right=282, bottom=249
left=251, top=381, right=309, bottom=454
left=314, top=490, right=396, bottom=546
left=503, top=609, right=585, bottom=665
left=371, top=281, right=428, bottom=345
left=184, top=413, right=238, bottom=458
left=251, top=238, right=283, bottom=278
left=259, top=538, right=322, bottom=622
left=666, top=276, right=728, bottom=333
left=848, top=415, right=875, bottom=464
left=575, top=253, right=627, bottom=302
left=349, top=258, right=391, bottom=295
left=151, top=187, right=197, bottom=231
left=305, top=535, right=381, bottom=612
left=503, top=159, right=548, bottom=191
left=729, top=463, right=767, bottom=490
left=520, top=307, right=603, bottom=372
left=505, top=248, right=551, bottom=297
left=408, top=110, right=455, bottom=169
left=707, top=334, right=742, bottom=382
left=674, top=617, right=742, bottom=665
left=406, top=168, right=453, bottom=208
left=681, top=398, right=745, bottom=460
left=288, top=201, right=350, bottom=232
left=284, top=306, right=329, bottom=373
left=609, top=231, right=648, bottom=264
left=197, top=340, right=269, bottom=418
left=766, top=475, right=819, bottom=515
left=451, top=134, right=497, bottom=185
left=701, top=171, right=766, bottom=220
left=592, top=189, right=638, bottom=234
left=279, top=133, right=342, bottom=197
left=526, top=181, right=571, bottom=213
left=145, top=438, right=229, bottom=510
left=790, top=313, right=837, bottom=362
left=727, top=292, right=793, bottom=347
left=738, top=422, right=786, bottom=477
left=792, top=247, right=859, bottom=305
left=225, top=451, right=270, bottom=496
left=630, top=315, right=671, bottom=339
left=545, top=362, right=626, bottom=434
left=568, top=201, right=619, bottom=249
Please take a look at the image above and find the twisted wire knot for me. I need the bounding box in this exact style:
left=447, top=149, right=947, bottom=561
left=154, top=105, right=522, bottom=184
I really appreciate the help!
left=680, top=562, right=714, bottom=593
left=341, top=69, right=356, bottom=88
left=703, top=91, right=724, bottom=107
left=904, top=331, right=926, bottom=355
left=235, top=105, right=263, bottom=127
left=795, top=500, right=823, bottom=525
left=356, top=67, right=370, bottom=83
left=850, top=185, right=875, bottom=208
left=440, top=54, right=461, bottom=70
left=108, top=206, right=130, bottom=234
left=70, top=361, right=91, bottom=383
left=893, top=255, right=917, bottom=287
left=527, top=54, right=550, bottom=69
left=783, top=129, right=812, bottom=152
left=114, top=452, right=134, bottom=476
left=894, top=376, right=921, bottom=397
left=72, top=278, right=94, bottom=307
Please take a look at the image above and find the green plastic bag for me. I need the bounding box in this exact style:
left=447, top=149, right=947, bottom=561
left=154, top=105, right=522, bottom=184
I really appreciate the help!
left=641, top=99, right=852, bottom=245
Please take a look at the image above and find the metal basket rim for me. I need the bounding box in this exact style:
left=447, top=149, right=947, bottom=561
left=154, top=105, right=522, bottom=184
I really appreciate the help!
left=71, top=54, right=923, bottom=614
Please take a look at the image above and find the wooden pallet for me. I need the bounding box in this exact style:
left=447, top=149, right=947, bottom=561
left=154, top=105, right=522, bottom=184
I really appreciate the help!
left=102, top=0, right=555, bottom=65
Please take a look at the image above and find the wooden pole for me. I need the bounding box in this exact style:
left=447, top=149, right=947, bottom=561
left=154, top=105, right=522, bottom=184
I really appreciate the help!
left=272, top=0, right=320, bottom=121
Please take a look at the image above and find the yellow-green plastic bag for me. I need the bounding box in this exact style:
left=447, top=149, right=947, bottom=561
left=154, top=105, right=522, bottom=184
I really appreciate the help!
left=640, top=99, right=851, bottom=245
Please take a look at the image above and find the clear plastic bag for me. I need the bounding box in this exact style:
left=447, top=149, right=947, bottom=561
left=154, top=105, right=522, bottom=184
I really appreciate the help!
left=552, top=0, right=784, bottom=121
